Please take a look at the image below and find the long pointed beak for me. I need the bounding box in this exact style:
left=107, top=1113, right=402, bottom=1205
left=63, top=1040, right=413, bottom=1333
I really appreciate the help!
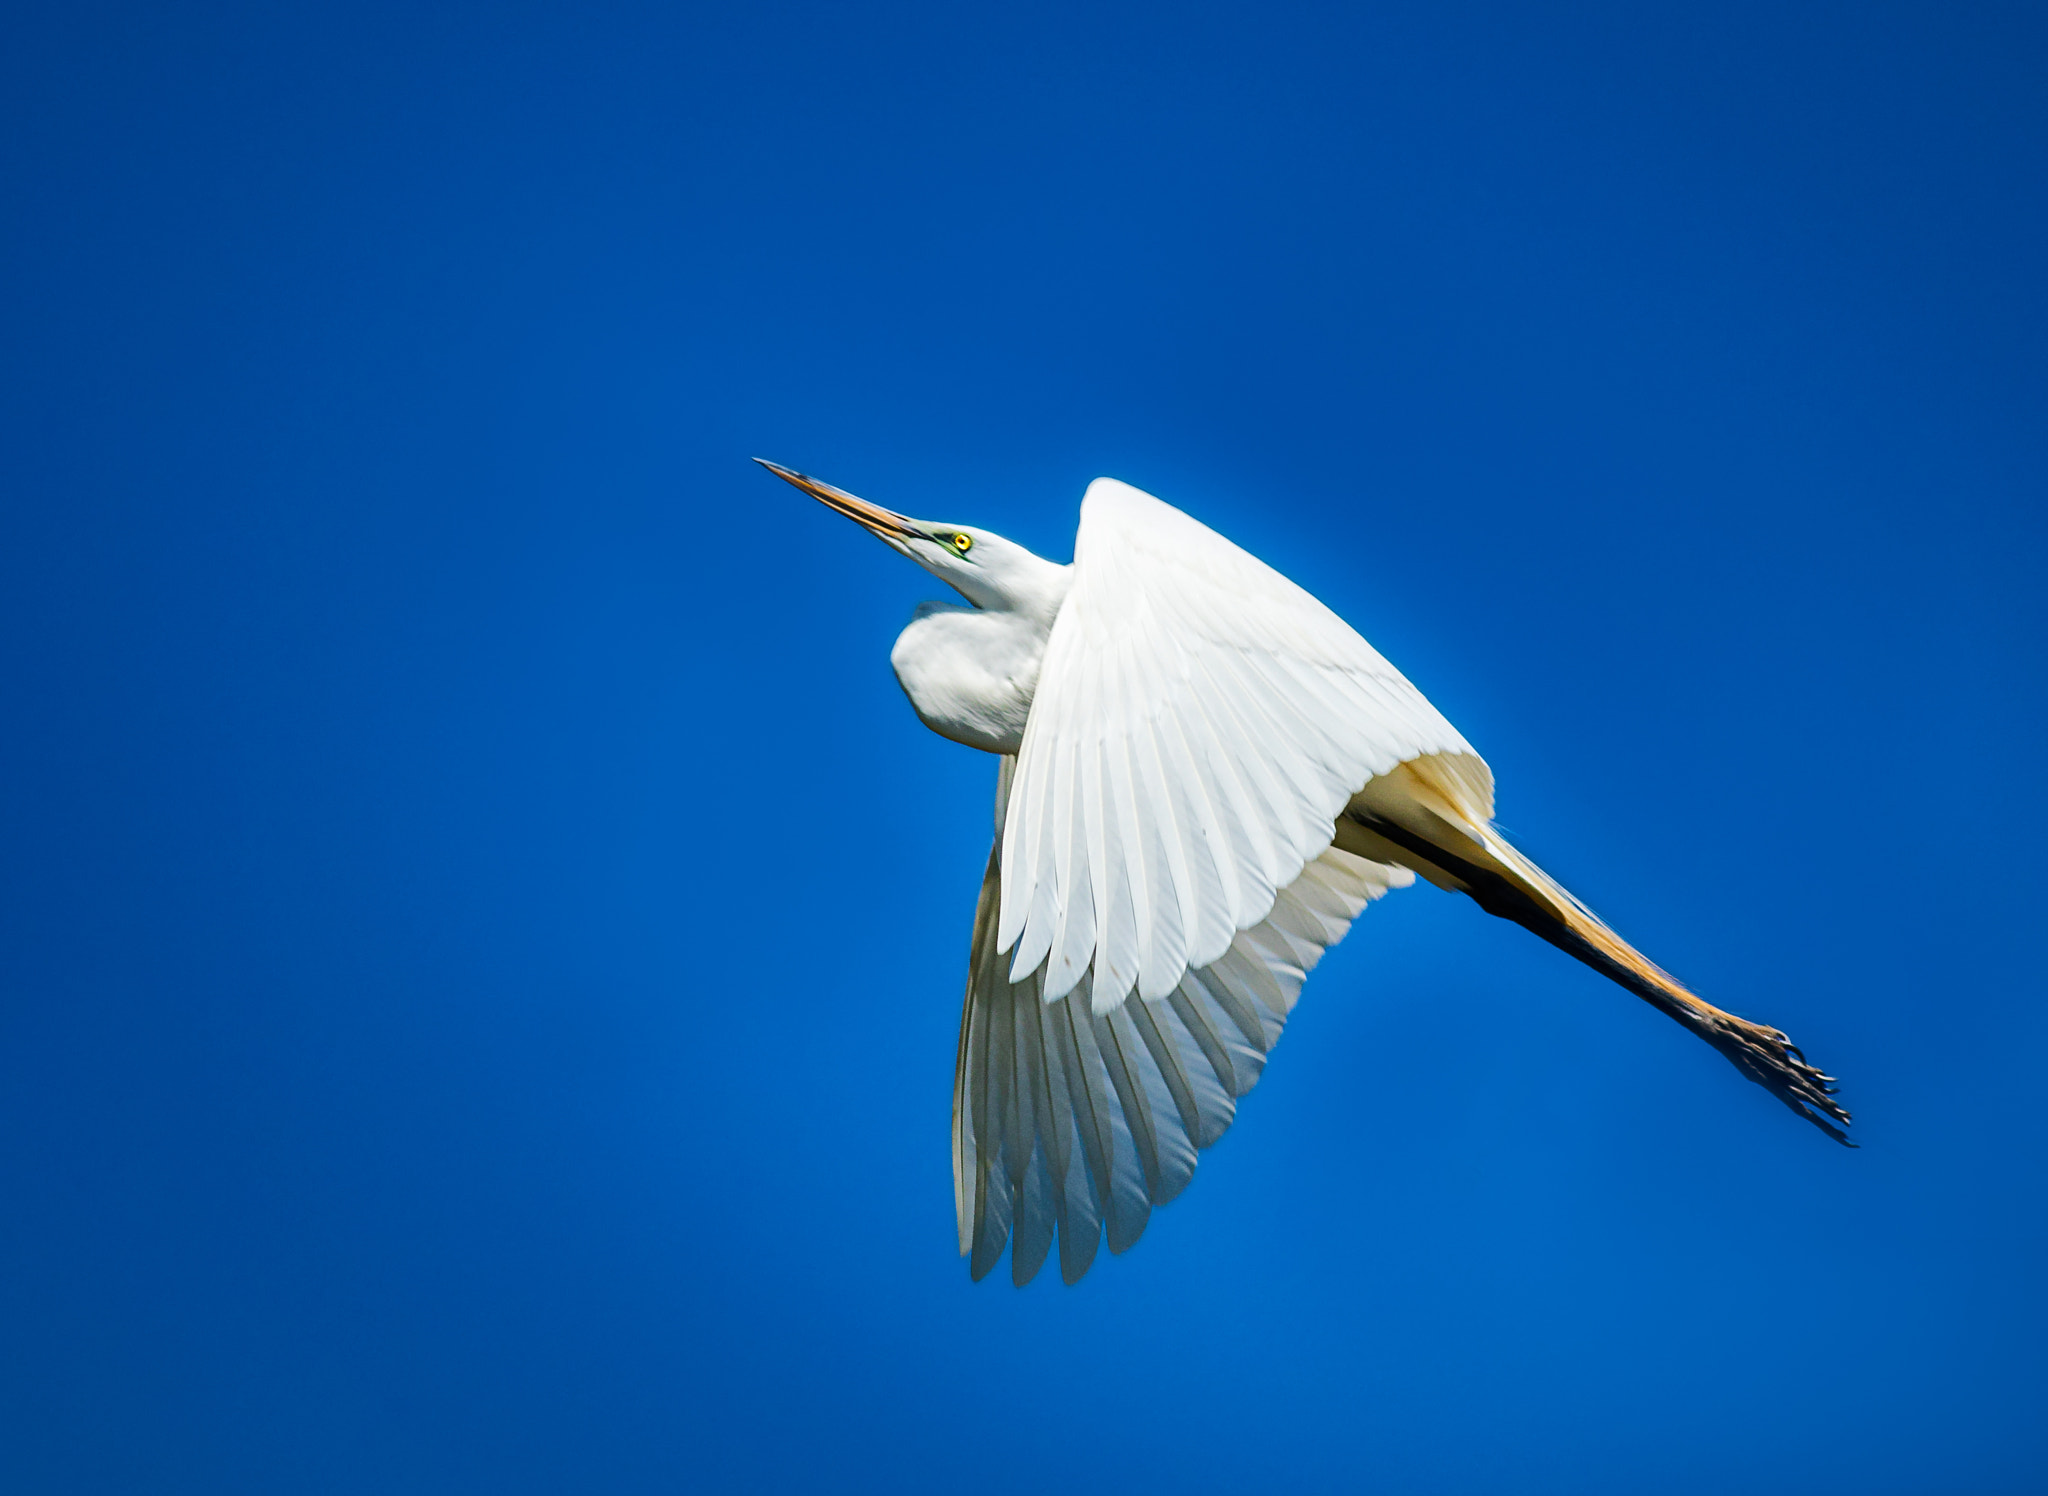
left=754, top=458, right=922, bottom=545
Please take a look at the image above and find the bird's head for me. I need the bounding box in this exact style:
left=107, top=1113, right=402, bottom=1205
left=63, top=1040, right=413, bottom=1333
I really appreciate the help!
left=757, top=459, right=1068, bottom=620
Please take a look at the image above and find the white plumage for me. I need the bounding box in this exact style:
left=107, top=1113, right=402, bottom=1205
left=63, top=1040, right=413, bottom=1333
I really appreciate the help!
left=762, top=459, right=1850, bottom=1287
left=1001, top=479, right=1484, bottom=1010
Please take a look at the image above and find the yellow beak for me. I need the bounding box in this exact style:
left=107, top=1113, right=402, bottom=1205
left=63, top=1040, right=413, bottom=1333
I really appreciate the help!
left=754, top=459, right=921, bottom=544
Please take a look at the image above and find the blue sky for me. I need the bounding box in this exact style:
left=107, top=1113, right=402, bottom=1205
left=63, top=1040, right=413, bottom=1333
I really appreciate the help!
left=2, top=2, right=2044, bottom=1491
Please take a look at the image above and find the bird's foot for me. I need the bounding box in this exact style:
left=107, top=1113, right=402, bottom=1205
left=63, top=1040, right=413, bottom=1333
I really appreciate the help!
left=1699, top=1011, right=1853, bottom=1146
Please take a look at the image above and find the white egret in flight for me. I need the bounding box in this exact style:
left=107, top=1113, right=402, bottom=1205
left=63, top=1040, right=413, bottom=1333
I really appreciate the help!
left=759, top=459, right=1850, bottom=1287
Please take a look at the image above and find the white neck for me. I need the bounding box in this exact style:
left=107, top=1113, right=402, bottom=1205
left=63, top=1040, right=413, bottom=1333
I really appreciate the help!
left=890, top=551, right=1071, bottom=755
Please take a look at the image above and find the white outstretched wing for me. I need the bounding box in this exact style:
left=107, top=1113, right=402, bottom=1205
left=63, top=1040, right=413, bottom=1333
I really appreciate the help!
left=956, top=758, right=1414, bottom=1284
left=998, top=477, right=1490, bottom=1010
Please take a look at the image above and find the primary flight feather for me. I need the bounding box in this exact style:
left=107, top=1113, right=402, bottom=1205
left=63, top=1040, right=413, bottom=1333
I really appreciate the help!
left=761, top=460, right=1849, bottom=1287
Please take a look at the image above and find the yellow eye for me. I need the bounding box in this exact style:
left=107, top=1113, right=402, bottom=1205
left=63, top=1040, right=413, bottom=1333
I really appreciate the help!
left=952, top=533, right=973, bottom=554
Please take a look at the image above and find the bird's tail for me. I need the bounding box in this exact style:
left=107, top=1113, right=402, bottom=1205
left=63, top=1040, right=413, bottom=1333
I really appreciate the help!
left=1334, top=758, right=1852, bottom=1144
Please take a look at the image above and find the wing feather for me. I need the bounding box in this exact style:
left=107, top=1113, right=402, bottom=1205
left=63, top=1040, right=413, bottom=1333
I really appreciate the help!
left=1009, top=965, right=1056, bottom=1285
left=1124, top=993, right=1202, bottom=1143
left=1097, top=1002, right=1164, bottom=1204
left=1061, top=999, right=1151, bottom=1258
left=1012, top=1139, right=1055, bottom=1287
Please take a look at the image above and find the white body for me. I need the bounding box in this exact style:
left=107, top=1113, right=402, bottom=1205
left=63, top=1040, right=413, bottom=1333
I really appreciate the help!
left=764, top=461, right=1850, bottom=1288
